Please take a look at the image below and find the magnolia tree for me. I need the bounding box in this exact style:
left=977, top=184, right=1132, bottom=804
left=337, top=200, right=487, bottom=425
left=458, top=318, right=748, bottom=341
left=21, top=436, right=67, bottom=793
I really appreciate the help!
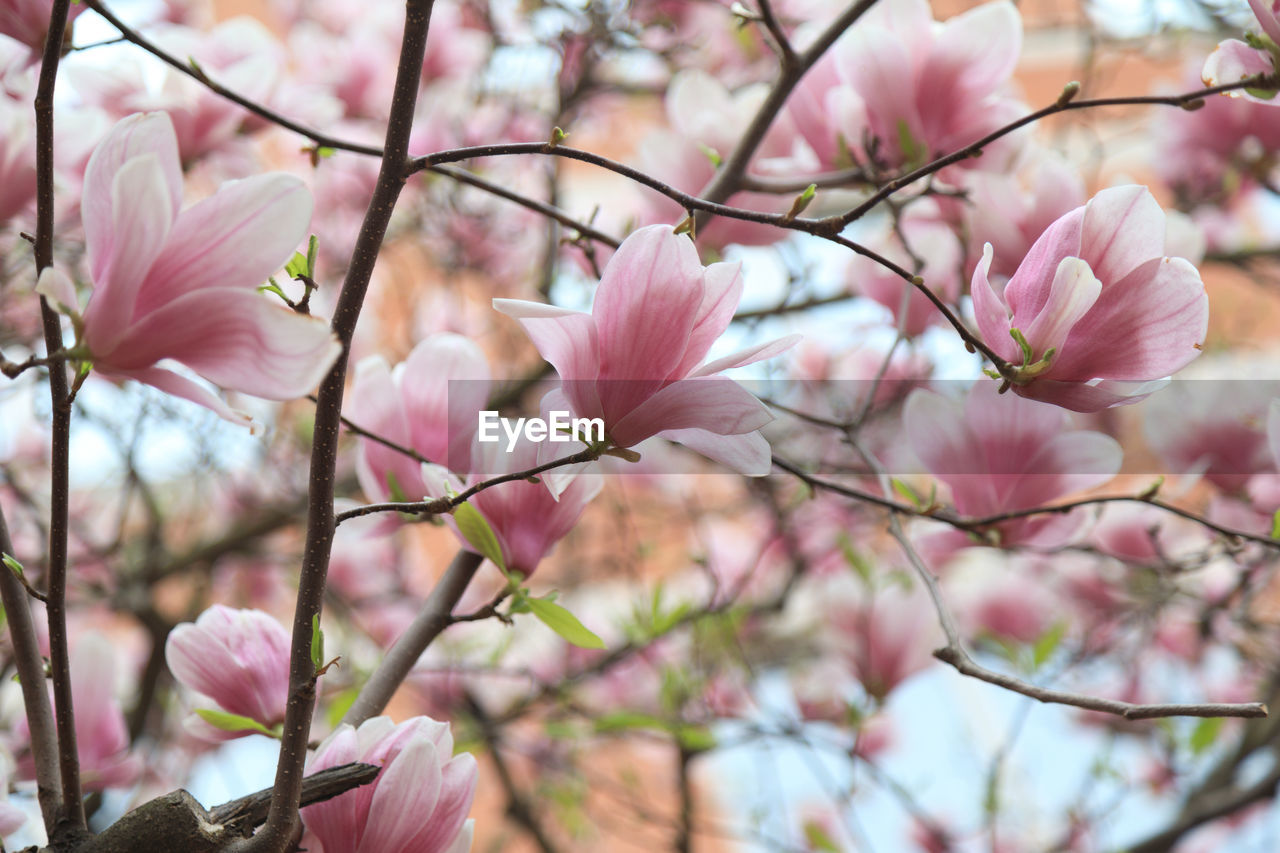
left=4, top=0, right=1280, bottom=850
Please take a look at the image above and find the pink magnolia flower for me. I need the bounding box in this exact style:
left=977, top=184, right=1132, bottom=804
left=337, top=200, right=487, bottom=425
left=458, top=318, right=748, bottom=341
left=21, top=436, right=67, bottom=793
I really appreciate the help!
left=633, top=70, right=801, bottom=251
left=16, top=634, right=141, bottom=791
left=165, top=605, right=290, bottom=739
left=830, top=580, right=942, bottom=700
left=905, top=382, right=1122, bottom=549
left=39, top=112, right=340, bottom=428
left=0, top=0, right=84, bottom=57
left=424, top=432, right=602, bottom=578
left=302, top=716, right=476, bottom=853
left=349, top=334, right=491, bottom=504
left=65, top=20, right=283, bottom=162
left=1143, top=381, right=1278, bottom=492
left=495, top=225, right=797, bottom=476
left=0, top=92, right=34, bottom=224
left=1202, top=0, right=1280, bottom=106
left=971, top=185, right=1209, bottom=412
left=787, top=0, right=1025, bottom=172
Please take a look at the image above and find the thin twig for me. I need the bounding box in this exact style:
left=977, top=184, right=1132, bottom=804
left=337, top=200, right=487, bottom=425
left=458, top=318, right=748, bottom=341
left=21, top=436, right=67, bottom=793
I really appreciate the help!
left=342, top=550, right=485, bottom=726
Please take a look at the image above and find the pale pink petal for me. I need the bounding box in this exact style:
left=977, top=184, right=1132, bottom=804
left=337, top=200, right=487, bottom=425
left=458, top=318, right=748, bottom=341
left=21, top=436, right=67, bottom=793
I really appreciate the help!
left=969, top=244, right=1020, bottom=364
left=408, top=754, right=478, bottom=853
left=658, top=428, right=772, bottom=476
left=100, top=365, right=255, bottom=428
left=839, top=27, right=921, bottom=164
left=35, top=266, right=78, bottom=316
left=82, top=153, right=174, bottom=353
left=1203, top=39, right=1278, bottom=103
left=1248, top=0, right=1280, bottom=48
left=82, top=112, right=182, bottom=281
left=1078, top=185, right=1166, bottom=288
left=0, top=801, right=25, bottom=836
left=1013, top=377, right=1169, bottom=412
left=669, top=260, right=743, bottom=378
left=922, top=1, right=1021, bottom=100
left=402, top=334, right=490, bottom=467
left=691, top=334, right=802, bottom=377
left=103, top=288, right=341, bottom=400
left=1021, top=257, right=1101, bottom=360
left=349, top=355, right=419, bottom=502
left=1002, top=209, right=1085, bottom=322
left=492, top=299, right=602, bottom=419
left=361, top=740, right=443, bottom=853
left=134, top=173, right=313, bottom=316
left=594, top=226, right=703, bottom=413
left=609, top=377, right=773, bottom=447
left=1052, top=256, right=1207, bottom=380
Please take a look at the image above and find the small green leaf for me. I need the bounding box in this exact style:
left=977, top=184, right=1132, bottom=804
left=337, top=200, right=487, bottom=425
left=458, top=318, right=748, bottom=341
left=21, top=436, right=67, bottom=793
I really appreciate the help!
left=454, top=502, right=507, bottom=572
left=259, top=280, right=289, bottom=302
left=549, top=126, right=568, bottom=147
left=1189, top=716, right=1223, bottom=755
left=890, top=477, right=922, bottom=508
left=2, top=554, right=24, bottom=577
left=1270, top=508, right=1280, bottom=540
left=528, top=597, right=605, bottom=649
left=1138, top=476, right=1164, bottom=501
left=696, top=142, right=723, bottom=167
left=285, top=251, right=309, bottom=279
left=310, top=614, right=324, bottom=674
left=674, top=725, right=716, bottom=752
left=316, top=146, right=336, bottom=158
left=784, top=183, right=818, bottom=220
left=803, top=821, right=840, bottom=852
left=306, top=234, right=319, bottom=275
left=895, top=118, right=925, bottom=166
left=384, top=470, right=409, bottom=504
left=837, top=533, right=872, bottom=585
left=195, top=708, right=278, bottom=738
left=1031, top=621, right=1066, bottom=670
left=326, top=687, right=359, bottom=728
left=1009, top=327, right=1034, bottom=365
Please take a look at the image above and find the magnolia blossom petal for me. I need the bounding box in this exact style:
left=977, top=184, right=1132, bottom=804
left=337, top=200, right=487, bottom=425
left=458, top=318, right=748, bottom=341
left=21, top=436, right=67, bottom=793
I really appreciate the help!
left=609, top=377, right=773, bottom=447
left=840, top=26, right=920, bottom=161
left=106, top=288, right=340, bottom=400
left=670, top=260, right=744, bottom=378
left=659, top=427, right=772, bottom=476
left=969, top=245, right=1022, bottom=364
left=402, top=334, right=490, bottom=467
left=691, top=334, right=803, bottom=377
left=594, top=226, right=703, bottom=401
left=135, top=173, right=313, bottom=314
left=82, top=112, right=182, bottom=280
left=1249, top=0, right=1280, bottom=47
left=410, top=754, right=479, bottom=853
left=362, top=740, right=444, bottom=853
left=1021, top=257, right=1101, bottom=359
left=1079, top=185, right=1166, bottom=287
left=104, top=366, right=255, bottom=429
left=493, top=299, right=602, bottom=418
left=84, top=154, right=175, bottom=353
left=1203, top=39, right=1278, bottom=103
left=922, top=1, right=1021, bottom=99
left=1013, top=377, right=1170, bottom=412
left=1055, top=256, right=1207, bottom=380
left=350, top=355, right=421, bottom=502
left=35, top=266, right=78, bottom=316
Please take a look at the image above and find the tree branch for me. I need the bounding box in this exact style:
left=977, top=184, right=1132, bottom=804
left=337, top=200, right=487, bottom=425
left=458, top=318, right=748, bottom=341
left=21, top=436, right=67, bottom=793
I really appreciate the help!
left=342, top=550, right=484, bottom=726
left=231, top=0, right=440, bottom=849
left=0, top=508, right=61, bottom=828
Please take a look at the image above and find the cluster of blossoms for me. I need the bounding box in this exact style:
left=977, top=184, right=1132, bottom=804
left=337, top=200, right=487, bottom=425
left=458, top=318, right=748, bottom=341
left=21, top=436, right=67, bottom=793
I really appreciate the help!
left=7, top=0, right=1280, bottom=848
